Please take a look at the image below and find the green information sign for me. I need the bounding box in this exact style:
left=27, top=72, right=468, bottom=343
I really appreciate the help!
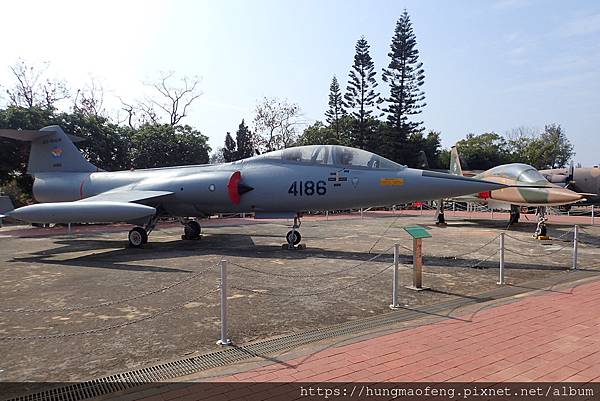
left=403, top=225, right=432, bottom=239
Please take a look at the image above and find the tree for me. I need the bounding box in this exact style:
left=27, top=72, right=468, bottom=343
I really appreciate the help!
left=130, top=124, right=210, bottom=168
left=121, top=72, right=202, bottom=127
left=524, top=124, right=574, bottom=169
left=0, top=106, right=55, bottom=199
left=253, top=97, right=302, bottom=152
left=381, top=10, right=426, bottom=162
left=324, top=75, right=346, bottom=140
left=222, top=132, right=237, bottom=162
left=235, top=119, right=254, bottom=159
left=344, top=36, right=382, bottom=146
left=296, top=121, right=341, bottom=146
left=455, top=132, right=511, bottom=170
left=5, top=59, right=69, bottom=110
left=55, top=112, right=132, bottom=171
left=222, top=119, right=254, bottom=162
left=410, top=130, right=443, bottom=169
left=73, top=78, right=106, bottom=117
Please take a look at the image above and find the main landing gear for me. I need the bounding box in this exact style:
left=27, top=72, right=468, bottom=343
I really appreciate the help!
left=128, top=214, right=159, bottom=248
left=508, top=205, right=520, bottom=226
left=435, top=199, right=446, bottom=225
left=533, top=207, right=549, bottom=239
left=284, top=215, right=304, bottom=250
left=127, top=217, right=202, bottom=247
left=181, top=219, right=201, bottom=240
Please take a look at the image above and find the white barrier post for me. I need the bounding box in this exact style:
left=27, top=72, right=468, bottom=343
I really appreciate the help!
left=592, top=205, right=595, bottom=225
left=217, top=260, right=232, bottom=346
left=572, top=225, right=579, bottom=271
left=497, top=233, right=505, bottom=285
left=390, top=244, right=400, bottom=309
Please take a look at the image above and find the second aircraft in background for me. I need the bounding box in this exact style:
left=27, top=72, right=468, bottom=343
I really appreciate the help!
left=442, top=146, right=585, bottom=237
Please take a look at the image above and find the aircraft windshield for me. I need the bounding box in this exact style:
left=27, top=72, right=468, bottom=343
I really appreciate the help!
left=251, top=145, right=402, bottom=169
left=486, top=163, right=548, bottom=184
left=518, top=168, right=548, bottom=184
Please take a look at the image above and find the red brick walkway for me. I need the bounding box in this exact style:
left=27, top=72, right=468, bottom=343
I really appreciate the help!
left=211, top=279, right=600, bottom=383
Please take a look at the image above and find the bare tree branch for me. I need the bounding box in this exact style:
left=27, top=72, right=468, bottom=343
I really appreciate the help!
left=6, top=59, right=69, bottom=109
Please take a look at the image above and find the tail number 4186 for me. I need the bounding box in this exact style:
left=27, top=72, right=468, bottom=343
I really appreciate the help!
left=288, top=180, right=327, bottom=196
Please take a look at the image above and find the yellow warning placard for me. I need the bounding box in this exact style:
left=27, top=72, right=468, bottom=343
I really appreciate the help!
left=380, top=178, right=405, bottom=186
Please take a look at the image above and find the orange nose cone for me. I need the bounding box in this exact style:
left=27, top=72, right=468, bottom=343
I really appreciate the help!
left=547, top=187, right=584, bottom=205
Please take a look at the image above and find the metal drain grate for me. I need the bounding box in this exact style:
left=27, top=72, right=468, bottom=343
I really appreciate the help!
left=5, top=270, right=595, bottom=401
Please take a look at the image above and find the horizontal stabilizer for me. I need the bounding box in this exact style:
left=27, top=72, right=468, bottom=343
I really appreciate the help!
left=0, top=129, right=85, bottom=143
left=6, top=201, right=156, bottom=224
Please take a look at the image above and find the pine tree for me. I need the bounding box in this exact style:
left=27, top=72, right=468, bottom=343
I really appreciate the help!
left=324, top=75, right=346, bottom=140
left=382, top=10, right=426, bottom=159
left=344, top=36, right=382, bottom=147
left=222, top=132, right=237, bottom=162
left=235, top=119, right=254, bottom=159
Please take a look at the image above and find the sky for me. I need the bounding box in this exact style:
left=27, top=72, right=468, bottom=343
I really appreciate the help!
left=0, top=0, right=599, bottom=165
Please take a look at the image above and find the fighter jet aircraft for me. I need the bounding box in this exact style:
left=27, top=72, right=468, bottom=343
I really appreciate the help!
left=1, top=125, right=508, bottom=248
left=444, top=146, right=584, bottom=236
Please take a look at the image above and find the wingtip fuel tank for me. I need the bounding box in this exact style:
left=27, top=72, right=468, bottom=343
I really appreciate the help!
left=6, top=201, right=156, bottom=224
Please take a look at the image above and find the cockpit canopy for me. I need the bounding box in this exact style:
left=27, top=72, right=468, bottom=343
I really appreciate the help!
left=485, top=163, right=549, bottom=184
left=247, top=145, right=404, bottom=170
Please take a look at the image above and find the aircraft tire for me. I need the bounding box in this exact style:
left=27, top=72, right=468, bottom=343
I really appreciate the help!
left=286, top=230, right=301, bottom=246
left=183, top=221, right=201, bottom=240
left=129, top=227, right=148, bottom=248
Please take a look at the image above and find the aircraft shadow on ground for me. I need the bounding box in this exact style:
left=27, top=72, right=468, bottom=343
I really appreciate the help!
left=8, top=232, right=571, bottom=273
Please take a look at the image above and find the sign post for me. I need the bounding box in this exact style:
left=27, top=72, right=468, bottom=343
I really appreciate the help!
left=403, top=225, right=432, bottom=291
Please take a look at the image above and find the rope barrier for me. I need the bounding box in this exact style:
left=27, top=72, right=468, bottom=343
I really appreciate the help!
left=0, top=263, right=218, bottom=313
left=438, top=234, right=502, bottom=260
left=228, top=246, right=394, bottom=278
left=462, top=250, right=499, bottom=269
left=0, top=288, right=219, bottom=341
left=503, top=242, right=571, bottom=257
left=367, top=215, right=403, bottom=254
left=230, top=263, right=395, bottom=297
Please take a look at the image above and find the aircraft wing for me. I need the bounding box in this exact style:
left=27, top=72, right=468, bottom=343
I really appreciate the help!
left=77, top=189, right=174, bottom=204
left=5, top=190, right=174, bottom=224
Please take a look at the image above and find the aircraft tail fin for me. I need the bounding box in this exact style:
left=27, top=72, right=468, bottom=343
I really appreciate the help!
left=449, top=146, right=463, bottom=176
left=0, top=126, right=98, bottom=174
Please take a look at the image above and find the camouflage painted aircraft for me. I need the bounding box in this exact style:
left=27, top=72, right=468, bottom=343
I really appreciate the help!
left=445, top=146, right=584, bottom=235
left=1, top=126, right=508, bottom=248
left=540, top=166, right=600, bottom=206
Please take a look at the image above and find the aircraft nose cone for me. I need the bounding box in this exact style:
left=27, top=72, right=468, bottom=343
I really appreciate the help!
left=546, top=187, right=584, bottom=204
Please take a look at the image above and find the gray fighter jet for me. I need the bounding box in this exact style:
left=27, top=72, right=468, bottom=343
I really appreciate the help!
left=1, top=126, right=507, bottom=248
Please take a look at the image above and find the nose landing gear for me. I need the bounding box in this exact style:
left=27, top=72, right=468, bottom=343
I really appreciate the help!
left=284, top=215, right=305, bottom=250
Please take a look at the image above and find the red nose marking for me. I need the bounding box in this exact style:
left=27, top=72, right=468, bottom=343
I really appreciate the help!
left=478, top=191, right=491, bottom=199
left=228, top=171, right=242, bottom=205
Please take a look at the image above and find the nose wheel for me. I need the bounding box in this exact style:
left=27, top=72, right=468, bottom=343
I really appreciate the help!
left=182, top=220, right=202, bottom=240
left=283, top=215, right=304, bottom=249
left=286, top=230, right=302, bottom=245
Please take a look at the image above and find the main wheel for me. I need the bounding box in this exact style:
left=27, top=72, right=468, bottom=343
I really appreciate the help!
left=128, top=227, right=148, bottom=248
left=286, top=230, right=301, bottom=246
left=183, top=220, right=201, bottom=240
